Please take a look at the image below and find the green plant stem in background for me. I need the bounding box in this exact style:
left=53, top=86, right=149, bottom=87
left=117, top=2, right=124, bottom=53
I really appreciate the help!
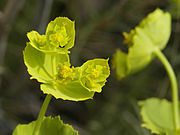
left=154, top=48, right=180, bottom=130
left=33, top=94, right=52, bottom=135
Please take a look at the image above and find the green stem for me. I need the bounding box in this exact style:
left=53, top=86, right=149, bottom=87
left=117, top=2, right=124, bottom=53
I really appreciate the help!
left=154, top=49, right=180, bottom=130
left=33, top=94, right=52, bottom=135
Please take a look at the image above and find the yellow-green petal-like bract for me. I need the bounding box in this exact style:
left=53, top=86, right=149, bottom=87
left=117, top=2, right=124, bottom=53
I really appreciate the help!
left=23, top=44, right=70, bottom=83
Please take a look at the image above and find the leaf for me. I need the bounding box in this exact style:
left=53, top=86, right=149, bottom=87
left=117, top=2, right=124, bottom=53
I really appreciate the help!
left=27, top=17, right=75, bottom=54
left=23, top=44, right=70, bottom=83
left=138, top=98, right=180, bottom=134
left=166, top=130, right=180, bottom=135
left=127, top=27, right=155, bottom=74
left=13, top=116, right=79, bottom=135
left=112, top=8, right=171, bottom=80
left=41, top=82, right=95, bottom=101
left=138, top=8, right=171, bottom=50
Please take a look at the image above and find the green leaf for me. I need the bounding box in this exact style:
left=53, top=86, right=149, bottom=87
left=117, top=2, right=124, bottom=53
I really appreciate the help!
left=138, top=98, right=180, bottom=135
left=166, top=130, right=180, bottom=135
left=127, top=27, right=155, bottom=74
left=27, top=17, right=75, bottom=54
left=23, top=44, right=70, bottom=83
left=13, top=116, right=79, bottom=135
left=41, top=81, right=95, bottom=101
left=79, top=59, right=110, bottom=93
left=112, top=8, right=171, bottom=79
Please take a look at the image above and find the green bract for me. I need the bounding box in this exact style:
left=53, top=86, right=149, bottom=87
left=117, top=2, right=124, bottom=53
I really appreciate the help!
left=139, top=98, right=180, bottom=135
left=23, top=44, right=70, bottom=83
left=27, top=17, right=75, bottom=54
left=13, top=116, right=79, bottom=135
left=112, top=9, right=171, bottom=80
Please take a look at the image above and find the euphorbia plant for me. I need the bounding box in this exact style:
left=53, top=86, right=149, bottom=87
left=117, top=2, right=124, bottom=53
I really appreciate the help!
left=112, top=9, right=180, bottom=134
left=13, top=17, right=110, bottom=135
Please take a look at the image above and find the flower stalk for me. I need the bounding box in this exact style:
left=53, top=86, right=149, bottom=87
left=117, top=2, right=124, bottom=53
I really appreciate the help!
left=154, top=48, right=180, bottom=130
left=33, top=94, right=52, bottom=135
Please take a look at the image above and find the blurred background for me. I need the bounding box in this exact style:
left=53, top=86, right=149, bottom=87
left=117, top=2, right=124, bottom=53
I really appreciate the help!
left=0, top=0, right=179, bottom=134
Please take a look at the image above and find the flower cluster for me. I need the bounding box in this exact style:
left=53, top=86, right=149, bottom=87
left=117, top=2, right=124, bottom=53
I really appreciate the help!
left=24, top=17, right=110, bottom=101
left=112, top=9, right=171, bottom=80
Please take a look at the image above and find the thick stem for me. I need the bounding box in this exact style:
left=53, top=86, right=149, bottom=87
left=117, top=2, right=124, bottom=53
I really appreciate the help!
left=154, top=49, right=180, bottom=130
left=33, top=94, right=52, bottom=135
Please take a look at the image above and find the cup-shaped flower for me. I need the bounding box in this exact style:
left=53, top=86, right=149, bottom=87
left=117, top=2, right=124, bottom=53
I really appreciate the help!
left=112, top=9, right=171, bottom=80
left=80, top=59, right=110, bottom=93
left=27, top=17, right=75, bottom=54
left=23, top=44, right=110, bottom=101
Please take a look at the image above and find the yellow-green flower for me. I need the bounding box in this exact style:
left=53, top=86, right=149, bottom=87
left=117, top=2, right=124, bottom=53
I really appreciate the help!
left=112, top=9, right=171, bottom=80
left=27, top=17, right=75, bottom=54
